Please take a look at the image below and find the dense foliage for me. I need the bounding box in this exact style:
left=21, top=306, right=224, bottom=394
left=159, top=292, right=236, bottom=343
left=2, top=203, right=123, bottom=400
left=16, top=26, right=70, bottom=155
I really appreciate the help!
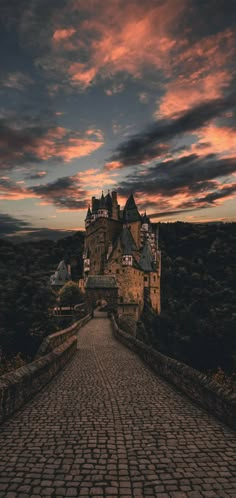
left=59, top=281, right=83, bottom=308
left=0, top=232, right=84, bottom=366
left=139, top=222, right=236, bottom=375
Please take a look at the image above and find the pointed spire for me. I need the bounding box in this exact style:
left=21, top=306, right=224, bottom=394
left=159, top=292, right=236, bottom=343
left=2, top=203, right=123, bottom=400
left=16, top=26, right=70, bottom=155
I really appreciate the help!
left=85, top=205, right=91, bottom=219
left=100, top=191, right=106, bottom=208
left=123, top=194, right=141, bottom=223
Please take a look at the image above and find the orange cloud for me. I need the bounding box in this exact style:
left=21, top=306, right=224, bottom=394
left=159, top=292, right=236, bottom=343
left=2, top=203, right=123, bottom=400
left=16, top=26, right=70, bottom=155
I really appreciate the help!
left=76, top=168, right=118, bottom=188
left=105, top=160, right=123, bottom=171
left=24, top=127, right=104, bottom=162
left=157, top=71, right=232, bottom=119
left=60, top=0, right=187, bottom=88
left=155, top=27, right=236, bottom=118
left=53, top=28, right=76, bottom=42
left=68, top=63, right=96, bottom=88
left=194, top=125, right=236, bottom=157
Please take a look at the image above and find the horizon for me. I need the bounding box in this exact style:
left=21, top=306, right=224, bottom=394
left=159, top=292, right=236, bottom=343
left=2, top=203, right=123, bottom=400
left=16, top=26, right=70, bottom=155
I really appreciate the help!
left=0, top=0, right=236, bottom=239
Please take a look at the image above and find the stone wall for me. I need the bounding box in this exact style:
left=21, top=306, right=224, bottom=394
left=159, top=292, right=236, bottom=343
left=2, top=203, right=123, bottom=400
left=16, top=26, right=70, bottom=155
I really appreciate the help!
left=111, top=314, right=236, bottom=431
left=0, top=313, right=92, bottom=425
left=36, top=313, right=92, bottom=357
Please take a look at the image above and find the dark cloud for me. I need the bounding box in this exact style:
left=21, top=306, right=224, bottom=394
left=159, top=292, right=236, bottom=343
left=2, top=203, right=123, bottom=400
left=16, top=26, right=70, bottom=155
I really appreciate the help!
left=0, top=213, right=30, bottom=236
left=107, top=92, right=236, bottom=168
left=25, top=171, right=48, bottom=180
left=0, top=117, right=49, bottom=170
left=0, top=212, right=77, bottom=240
left=118, top=154, right=236, bottom=196
left=117, top=153, right=236, bottom=211
left=180, top=183, right=236, bottom=209
left=30, top=176, right=88, bottom=209
left=0, top=115, right=103, bottom=171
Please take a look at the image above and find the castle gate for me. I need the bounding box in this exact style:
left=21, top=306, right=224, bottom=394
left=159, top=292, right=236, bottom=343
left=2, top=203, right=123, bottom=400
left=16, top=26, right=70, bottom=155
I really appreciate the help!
left=85, top=275, right=118, bottom=311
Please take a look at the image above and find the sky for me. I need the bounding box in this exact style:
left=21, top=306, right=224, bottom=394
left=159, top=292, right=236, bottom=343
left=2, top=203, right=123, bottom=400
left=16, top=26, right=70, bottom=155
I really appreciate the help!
left=0, top=0, right=236, bottom=239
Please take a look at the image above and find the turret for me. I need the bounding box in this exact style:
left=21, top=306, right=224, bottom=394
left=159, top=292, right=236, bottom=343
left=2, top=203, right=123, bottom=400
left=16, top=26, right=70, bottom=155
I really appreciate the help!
left=85, top=205, right=92, bottom=228
left=97, top=192, right=109, bottom=218
left=141, top=212, right=150, bottom=231
left=112, top=191, right=119, bottom=220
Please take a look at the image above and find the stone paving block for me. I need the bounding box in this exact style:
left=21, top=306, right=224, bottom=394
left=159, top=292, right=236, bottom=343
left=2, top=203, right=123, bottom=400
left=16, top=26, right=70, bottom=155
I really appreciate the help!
left=0, top=317, right=235, bottom=498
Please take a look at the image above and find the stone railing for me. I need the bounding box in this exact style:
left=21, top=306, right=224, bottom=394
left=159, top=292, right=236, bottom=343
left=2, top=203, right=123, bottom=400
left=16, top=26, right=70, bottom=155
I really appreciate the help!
left=111, top=314, right=236, bottom=431
left=0, top=313, right=92, bottom=425
left=36, top=313, right=92, bottom=357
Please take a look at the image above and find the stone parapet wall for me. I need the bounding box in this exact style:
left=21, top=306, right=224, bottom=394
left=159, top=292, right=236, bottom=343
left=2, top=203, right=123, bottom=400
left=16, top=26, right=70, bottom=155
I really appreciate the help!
left=0, top=313, right=92, bottom=424
left=36, top=313, right=92, bottom=357
left=111, top=314, right=236, bottom=431
left=0, top=336, right=76, bottom=425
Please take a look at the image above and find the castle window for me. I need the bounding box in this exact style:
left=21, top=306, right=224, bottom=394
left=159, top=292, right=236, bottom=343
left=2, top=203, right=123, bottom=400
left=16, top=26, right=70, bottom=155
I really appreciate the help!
left=122, top=255, right=133, bottom=266
left=144, top=276, right=148, bottom=282
left=116, top=269, right=120, bottom=274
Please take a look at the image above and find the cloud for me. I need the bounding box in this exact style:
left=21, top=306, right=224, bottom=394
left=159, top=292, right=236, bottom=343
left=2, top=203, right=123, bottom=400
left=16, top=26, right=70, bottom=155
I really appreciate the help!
left=0, top=213, right=31, bottom=236
left=106, top=92, right=236, bottom=168
left=53, top=28, right=76, bottom=42
left=30, top=175, right=88, bottom=210
left=25, top=171, right=48, bottom=180
left=0, top=177, right=34, bottom=200
left=117, top=153, right=236, bottom=213
left=0, top=212, right=78, bottom=240
left=0, top=117, right=104, bottom=170
left=24, top=0, right=187, bottom=92
left=156, top=71, right=233, bottom=119
left=0, top=72, right=34, bottom=91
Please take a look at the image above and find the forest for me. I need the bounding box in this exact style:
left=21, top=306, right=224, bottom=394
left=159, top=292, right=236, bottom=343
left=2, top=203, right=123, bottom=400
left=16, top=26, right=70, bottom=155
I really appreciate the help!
left=0, top=222, right=235, bottom=382
left=0, top=232, right=84, bottom=373
left=139, top=222, right=236, bottom=381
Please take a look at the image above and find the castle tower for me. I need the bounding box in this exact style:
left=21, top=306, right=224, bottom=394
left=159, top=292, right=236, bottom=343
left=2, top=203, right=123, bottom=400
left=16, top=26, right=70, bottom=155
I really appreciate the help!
left=111, top=191, right=119, bottom=220
left=123, top=194, right=142, bottom=248
left=82, top=191, right=161, bottom=318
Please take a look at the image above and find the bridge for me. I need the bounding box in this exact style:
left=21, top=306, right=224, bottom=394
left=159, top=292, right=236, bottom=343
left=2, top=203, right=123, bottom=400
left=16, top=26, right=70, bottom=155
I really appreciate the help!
left=0, top=312, right=235, bottom=497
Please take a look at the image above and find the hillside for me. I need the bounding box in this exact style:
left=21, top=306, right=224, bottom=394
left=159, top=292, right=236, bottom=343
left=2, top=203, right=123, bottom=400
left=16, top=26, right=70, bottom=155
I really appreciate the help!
left=0, top=232, right=84, bottom=364
left=139, top=222, right=236, bottom=375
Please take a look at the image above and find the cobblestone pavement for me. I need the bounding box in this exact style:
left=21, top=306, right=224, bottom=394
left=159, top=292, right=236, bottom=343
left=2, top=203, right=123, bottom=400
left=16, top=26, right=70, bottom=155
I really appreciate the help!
left=0, top=315, right=236, bottom=498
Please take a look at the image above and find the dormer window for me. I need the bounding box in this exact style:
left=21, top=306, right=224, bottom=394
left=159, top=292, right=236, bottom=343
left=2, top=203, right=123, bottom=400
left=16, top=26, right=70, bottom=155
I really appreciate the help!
left=122, top=255, right=133, bottom=266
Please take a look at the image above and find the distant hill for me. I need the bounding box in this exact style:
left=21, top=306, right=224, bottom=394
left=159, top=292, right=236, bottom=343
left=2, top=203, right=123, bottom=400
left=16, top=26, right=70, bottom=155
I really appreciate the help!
left=0, top=231, right=85, bottom=283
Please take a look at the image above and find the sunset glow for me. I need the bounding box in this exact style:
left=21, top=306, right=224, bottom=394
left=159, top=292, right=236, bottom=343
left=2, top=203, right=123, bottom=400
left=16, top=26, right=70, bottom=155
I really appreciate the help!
left=0, top=0, right=235, bottom=238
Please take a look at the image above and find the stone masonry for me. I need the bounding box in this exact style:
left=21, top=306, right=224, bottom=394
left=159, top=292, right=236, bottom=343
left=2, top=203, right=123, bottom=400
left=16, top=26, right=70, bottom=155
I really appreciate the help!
left=0, top=314, right=235, bottom=498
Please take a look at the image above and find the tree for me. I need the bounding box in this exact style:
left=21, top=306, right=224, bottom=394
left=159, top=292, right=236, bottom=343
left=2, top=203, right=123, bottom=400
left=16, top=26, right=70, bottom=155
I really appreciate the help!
left=59, top=281, right=82, bottom=309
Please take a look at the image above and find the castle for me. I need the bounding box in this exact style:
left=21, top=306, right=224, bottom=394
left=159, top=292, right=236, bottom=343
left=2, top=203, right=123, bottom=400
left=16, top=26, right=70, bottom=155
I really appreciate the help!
left=80, top=191, right=161, bottom=319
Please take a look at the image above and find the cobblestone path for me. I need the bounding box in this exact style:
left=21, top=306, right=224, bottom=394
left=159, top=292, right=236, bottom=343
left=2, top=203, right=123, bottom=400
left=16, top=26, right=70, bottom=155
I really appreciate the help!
left=0, top=315, right=236, bottom=498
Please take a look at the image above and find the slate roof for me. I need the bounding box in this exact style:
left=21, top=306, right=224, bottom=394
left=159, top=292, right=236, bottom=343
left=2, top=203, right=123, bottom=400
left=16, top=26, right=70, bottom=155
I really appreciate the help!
left=86, top=275, right=118, bottom=289
left=120, top=227, right=137, bottom=255
left=123, top=194, right=142, bottom=222
left=142, top=213, right=150, bottom=225
left=50, top=260, right=70, bottom=286
left=139, top=241, right=155, bottom=272
left=92, top=198, right=100, bottom=212
left=105, top=192, right=112, bottom=213
left=85, top=206, right=91, bottom=219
